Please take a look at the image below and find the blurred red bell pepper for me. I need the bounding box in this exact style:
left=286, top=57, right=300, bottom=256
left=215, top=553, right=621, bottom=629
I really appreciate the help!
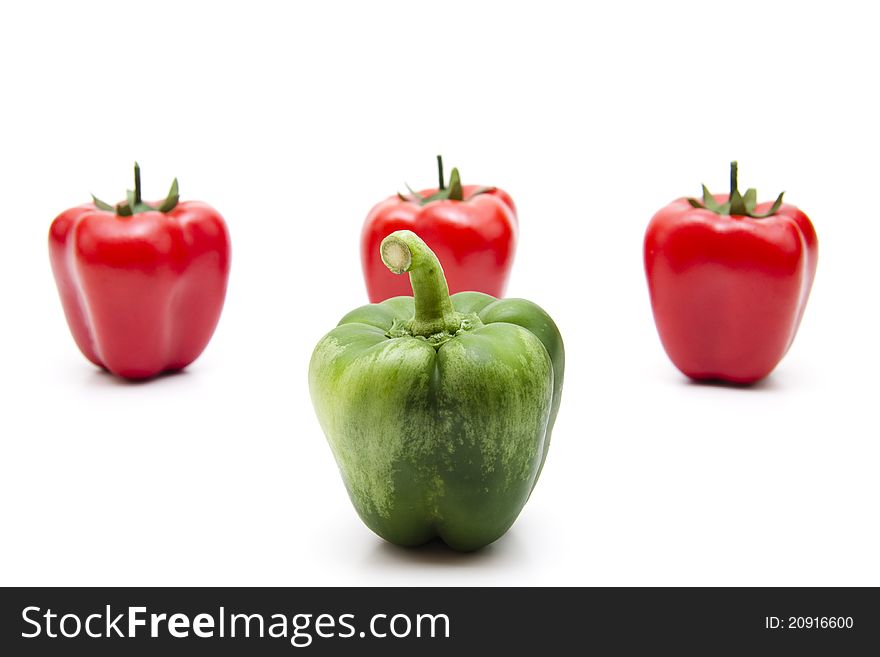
left=361, top=156, right=517, bottom=302
left=49, top=163, right=231, bottom=379
left=644, top=162, right=818, bottom=384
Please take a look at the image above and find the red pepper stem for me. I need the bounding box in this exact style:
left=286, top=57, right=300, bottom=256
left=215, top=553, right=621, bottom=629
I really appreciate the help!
left=688, top=162, right=785, bottom=218
left=437, top=155, right=445, bottom=191
left=134, top=162, right=142, bottom=205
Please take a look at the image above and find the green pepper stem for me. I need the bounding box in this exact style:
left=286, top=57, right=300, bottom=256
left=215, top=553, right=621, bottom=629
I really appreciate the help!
left=380, top=230, right=459, bottom=337
left=437, top=155, right=445, bottom=191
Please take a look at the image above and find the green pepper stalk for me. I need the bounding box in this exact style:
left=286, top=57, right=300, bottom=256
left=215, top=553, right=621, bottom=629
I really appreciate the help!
left=380, top=230, right=463, bottom=337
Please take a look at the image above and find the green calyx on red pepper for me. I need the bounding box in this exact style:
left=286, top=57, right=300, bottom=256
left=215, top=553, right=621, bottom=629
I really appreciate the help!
left=687, top=161, right=785, bottom=218
left=398, top=155, right=496, bottom=205
left=91, top=162, right=180, bottom=216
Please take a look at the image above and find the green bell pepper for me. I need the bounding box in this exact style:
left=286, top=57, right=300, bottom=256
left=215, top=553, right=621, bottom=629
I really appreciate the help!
left=309, top=230, right=564, bottom=551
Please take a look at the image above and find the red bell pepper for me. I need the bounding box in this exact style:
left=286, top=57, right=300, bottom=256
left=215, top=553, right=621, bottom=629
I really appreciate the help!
left=644, top=162, right=818, bottom=384
left=360, top=156, right=517, bottom=302
left=49, top=164, right=231, bottom=380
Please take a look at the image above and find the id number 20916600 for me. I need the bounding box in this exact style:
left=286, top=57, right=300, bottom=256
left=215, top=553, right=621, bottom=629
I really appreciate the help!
left=765, top=617, right=854, bottom=630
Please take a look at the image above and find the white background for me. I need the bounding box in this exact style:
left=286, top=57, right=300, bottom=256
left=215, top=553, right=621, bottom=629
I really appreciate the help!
left=1, top=1, right=877, bottom=586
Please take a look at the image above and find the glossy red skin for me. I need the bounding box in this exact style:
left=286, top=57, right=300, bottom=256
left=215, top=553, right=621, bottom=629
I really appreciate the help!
left=49, top=201, right=230, bottom=379
left=361, top=185, right=518, bottom=302
left=644, top=195, right=818, bottom=384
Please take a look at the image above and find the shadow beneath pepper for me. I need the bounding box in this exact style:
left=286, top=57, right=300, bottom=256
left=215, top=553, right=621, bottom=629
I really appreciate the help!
left=88, top=367, right=190, bottom=387
left=682, top=375, right=781, bottom=392
left=362, top=532, right=525, bottom=569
